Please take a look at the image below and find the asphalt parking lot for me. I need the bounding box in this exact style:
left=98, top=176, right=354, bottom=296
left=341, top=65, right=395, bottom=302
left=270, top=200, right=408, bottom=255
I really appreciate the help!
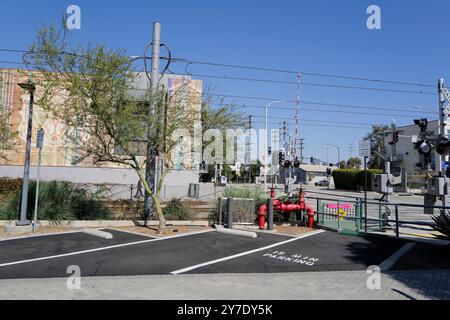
left=0, top=228, right=409, bottom=279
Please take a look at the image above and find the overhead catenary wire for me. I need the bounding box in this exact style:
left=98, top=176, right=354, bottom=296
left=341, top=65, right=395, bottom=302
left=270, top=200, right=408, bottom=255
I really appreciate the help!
left=0, top=48, right=436, bottom=87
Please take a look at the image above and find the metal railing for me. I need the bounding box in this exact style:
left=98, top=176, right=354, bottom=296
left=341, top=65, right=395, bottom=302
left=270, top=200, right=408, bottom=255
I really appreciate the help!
left=307, top=195, right=441, bottom=238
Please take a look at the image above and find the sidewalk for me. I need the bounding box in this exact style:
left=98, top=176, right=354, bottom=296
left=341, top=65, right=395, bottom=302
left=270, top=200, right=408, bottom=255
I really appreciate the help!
left=1, top=270, right=449, bottom=300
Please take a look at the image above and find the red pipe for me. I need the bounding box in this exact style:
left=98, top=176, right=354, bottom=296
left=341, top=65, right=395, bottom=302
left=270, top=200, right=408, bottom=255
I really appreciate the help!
left=257, top=188, right=316, bottom=229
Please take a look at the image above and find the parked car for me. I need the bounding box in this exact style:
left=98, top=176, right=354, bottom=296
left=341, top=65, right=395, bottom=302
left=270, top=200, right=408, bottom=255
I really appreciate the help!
left=315, top=179, right=329, bottom=186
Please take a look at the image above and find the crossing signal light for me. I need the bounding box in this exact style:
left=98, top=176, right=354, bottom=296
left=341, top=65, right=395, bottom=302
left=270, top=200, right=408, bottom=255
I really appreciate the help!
left=278, top=152, right=285, bottom=165
left=436, top=136, right=450, bottom=156
left=293, top=157, right=300, bottom=168
left=283, top=160, right=292, bottom=168
left=416, top=140, right=432, bottom=156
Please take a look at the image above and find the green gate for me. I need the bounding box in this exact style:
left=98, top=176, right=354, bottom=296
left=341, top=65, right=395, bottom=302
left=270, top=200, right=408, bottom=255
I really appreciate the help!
left=316, top=198, right=364, bottom=233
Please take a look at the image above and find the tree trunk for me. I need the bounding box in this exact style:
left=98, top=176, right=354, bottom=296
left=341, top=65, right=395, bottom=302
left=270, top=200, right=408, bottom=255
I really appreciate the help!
left=151, top=192, right=166, bottom=234
left=134, top=167, right=167, bottom=234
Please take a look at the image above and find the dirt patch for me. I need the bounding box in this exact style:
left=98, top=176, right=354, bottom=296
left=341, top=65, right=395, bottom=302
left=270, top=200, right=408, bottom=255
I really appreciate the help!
left=112, top=225, right=212, bottom=237
left=392, top=243, right=450, bottom=270
left=0, top=226, right=83, bottom=239
left=273, top=224, right=313, bottom=235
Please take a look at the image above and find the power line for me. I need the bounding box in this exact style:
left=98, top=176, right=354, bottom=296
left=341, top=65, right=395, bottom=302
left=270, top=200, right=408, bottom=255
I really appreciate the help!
left=216, top=101, right=437, bottom=115
left=0, top=48, right=437, bottom=88
left=174, top=72, right=436, bottom=95
left=169, top=57, right=436, bottom=88
left=214, top=103, right=437, bottom=119
left=251, top=121, right=368, bottom=129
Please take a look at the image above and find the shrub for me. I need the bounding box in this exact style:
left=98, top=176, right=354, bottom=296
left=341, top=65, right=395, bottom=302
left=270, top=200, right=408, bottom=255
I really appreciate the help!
left=432, top=210, right=450, bottom=239
left=332, top=169, right=359, bottom=190
left=163, top=198, right=192, bottom=220
left=0, top=178, right=23, bottom=203
left=0, top=177, right=22, bottom=193
left=223, top=186, right=268, bottom=208
left=0, top=181, right=111, bottom=222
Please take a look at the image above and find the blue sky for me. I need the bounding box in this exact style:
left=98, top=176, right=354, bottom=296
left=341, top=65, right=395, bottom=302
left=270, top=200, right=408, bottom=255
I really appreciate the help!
left=1, top=0, right=449, bottom=163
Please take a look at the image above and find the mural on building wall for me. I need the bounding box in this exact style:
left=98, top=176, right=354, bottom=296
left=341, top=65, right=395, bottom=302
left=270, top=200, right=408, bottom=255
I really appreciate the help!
left=0, top=69, right=203, bottom=169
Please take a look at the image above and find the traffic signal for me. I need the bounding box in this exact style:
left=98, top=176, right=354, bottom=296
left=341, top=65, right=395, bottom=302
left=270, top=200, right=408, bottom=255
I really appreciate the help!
left=310, top=156, right=314, bottom=164
left=414, top=118, right=428, bottom=135
left=293, top=157, right=300, bottom=168
left=278, top=152, right=285, bottom=165
left=389, top=131, right=399, bottom=145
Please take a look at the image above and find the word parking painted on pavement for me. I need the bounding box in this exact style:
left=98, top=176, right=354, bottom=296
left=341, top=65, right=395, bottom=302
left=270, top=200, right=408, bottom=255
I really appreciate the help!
left=263, top=250, right=319, bottom=266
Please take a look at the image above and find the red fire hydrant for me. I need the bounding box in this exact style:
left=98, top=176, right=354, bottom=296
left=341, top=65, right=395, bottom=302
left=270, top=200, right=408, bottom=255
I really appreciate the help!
left=306, top=207, right=315, bottom=228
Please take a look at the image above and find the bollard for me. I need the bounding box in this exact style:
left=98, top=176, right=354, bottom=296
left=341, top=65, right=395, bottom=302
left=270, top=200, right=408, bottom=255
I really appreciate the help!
left=218, top=197, right=223, bottom=225
left=395, top=205, right=399, bottom=237
left=267, top=198, right=274, bottom=231
left=227, top=197, right=233, bottom=229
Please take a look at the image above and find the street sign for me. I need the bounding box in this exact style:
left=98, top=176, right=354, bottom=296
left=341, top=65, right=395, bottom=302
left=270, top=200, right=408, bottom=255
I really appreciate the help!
left=359, top=139, right=371, bottom=158
left=36, top=128, right=44, bottom=149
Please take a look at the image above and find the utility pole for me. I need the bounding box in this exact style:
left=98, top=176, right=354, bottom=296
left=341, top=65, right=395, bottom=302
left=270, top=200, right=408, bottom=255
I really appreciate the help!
left=17, top=76, right=35, bottom=226
left=349, top=143, right=355, bottom=158
left=282, top=121, right=287, bottom=151
left=438, top=78, right=446, bottom=175
left=144, top=21, right=161, bottom=220
left=298, top=138, right=305, bottom=164
left=294, top=74, right=301, bottom=160
left=248, top=115, right=253, bottom=183
left=282, top=121, right=287, bottom=183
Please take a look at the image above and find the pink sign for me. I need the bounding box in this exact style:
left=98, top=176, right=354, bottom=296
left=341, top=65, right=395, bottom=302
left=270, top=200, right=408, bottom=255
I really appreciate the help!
left=326, top=203, right=352, bottom=209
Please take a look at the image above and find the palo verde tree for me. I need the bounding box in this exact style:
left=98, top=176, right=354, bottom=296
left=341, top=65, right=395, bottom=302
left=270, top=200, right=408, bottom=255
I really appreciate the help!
left=364, top=124, right=389, bottom=169
left=0, top=73, right=16, bottom=160
left=24, top=25, right=200, bottom=232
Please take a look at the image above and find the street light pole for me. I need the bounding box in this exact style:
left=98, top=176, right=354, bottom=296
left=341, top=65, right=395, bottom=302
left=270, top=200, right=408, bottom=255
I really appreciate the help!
left=326, top=144, right=340, bottom=166
left=17, top=76, right=36, bottom=226
left=264, top=100, right=284, bottom=190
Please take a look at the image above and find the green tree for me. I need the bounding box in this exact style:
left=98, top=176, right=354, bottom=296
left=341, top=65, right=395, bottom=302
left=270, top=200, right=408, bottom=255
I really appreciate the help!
left=364, top=124, right=389, bottom=169
left=0, top=72, right=16, bottom=159
left=346, top=157, right=362, bottom=169
left=24, top=25, right=200, bottom=233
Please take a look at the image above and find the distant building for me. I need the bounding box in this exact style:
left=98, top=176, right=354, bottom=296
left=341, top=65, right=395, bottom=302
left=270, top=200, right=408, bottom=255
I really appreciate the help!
left=0, top=68, right=202, bottom=187
left=383, top=120, right=449, bottom=176
left=294, top=164, right=334, bottom=184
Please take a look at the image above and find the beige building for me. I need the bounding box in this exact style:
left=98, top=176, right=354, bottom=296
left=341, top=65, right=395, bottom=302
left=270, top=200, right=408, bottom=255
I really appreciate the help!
left=0, top=68, right=202, bottom=171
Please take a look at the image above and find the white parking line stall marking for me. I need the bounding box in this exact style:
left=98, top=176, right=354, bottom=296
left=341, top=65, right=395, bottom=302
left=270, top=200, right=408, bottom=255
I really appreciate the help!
left=0, top=229, right=214, bottom=268
left=170, top=229, right=326, bottom=275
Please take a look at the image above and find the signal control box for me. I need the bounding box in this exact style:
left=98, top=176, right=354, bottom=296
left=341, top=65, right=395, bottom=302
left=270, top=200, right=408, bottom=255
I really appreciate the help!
left=372, top=174, right=393, bottom=194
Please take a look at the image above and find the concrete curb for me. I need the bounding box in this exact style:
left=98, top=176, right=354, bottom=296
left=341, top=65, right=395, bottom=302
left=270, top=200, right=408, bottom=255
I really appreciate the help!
left=82, top=228, right=113, bottom=239
left=0, top=220, right=209, bottom=228
left=379, top=242, right=416, bottom=271
left=215, top=226, right=257, bottom=239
